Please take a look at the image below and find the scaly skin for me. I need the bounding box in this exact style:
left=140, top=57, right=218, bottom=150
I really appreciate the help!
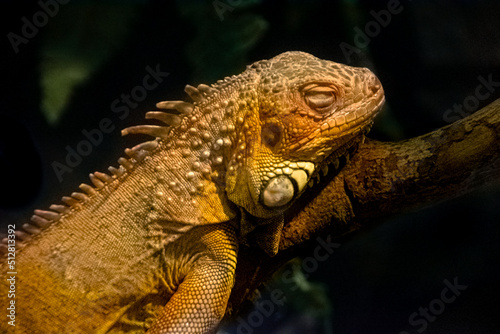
left=0, top=52, right=384, bottom=333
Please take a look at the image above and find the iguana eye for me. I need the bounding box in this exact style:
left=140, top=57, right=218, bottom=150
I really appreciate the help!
left=303, top=85, right=337, bottom=113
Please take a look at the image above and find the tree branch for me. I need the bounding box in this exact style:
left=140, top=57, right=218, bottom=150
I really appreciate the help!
left=227, top=98, right=500, bottom=314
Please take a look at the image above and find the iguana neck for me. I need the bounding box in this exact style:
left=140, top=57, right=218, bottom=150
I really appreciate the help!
left=143, top=83, right=253, bottom=225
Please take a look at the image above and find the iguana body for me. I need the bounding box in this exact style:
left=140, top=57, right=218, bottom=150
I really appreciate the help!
left=0, top=52, right=384, bottom=333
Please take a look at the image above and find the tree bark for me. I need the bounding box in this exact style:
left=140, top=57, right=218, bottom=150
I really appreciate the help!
left=226, top=98, right=500, bottom=314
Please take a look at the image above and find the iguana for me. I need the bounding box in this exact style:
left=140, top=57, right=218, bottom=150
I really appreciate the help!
left=0, top=51, right=384, bottom=333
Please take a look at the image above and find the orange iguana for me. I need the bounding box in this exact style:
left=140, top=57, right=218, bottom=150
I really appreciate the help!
left=0, top=51, right=384, bottom=333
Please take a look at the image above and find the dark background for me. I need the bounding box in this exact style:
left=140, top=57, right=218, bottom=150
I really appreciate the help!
left=1, top=1, right=499, bottom=333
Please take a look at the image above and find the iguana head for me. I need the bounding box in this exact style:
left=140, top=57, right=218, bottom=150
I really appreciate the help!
left=225, top=51, right=384, bottom=220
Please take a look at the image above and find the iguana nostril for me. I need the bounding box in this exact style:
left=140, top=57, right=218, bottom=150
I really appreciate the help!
left=369, top=74, right=382, bottom=93
left=262, top=175, right=294, bottom=207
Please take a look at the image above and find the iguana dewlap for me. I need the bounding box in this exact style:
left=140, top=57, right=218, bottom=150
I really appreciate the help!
left=0, top=51, right=384, bottom=333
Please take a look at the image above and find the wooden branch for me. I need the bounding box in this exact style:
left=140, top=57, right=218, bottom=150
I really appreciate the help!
left=226, top=98, right=500, bottom=314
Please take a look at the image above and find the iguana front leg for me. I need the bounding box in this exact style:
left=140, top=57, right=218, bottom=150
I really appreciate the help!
left=148, top=222, right=238, bottom=333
